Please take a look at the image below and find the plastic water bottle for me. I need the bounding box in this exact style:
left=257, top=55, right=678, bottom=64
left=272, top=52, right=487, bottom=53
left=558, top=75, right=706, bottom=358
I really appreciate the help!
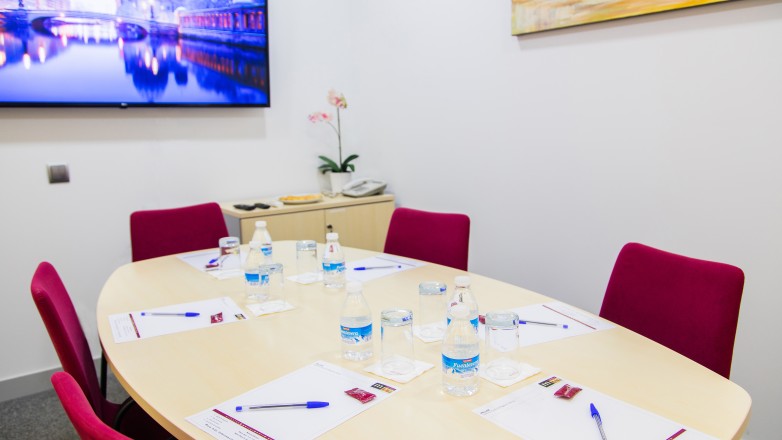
left=243, top=241, right=266, bottom=301
left=442, top=304, right=480, bottom=396
left=340, top=281, right=373, bottom=361
left=322, top=232, right=346, bottom=288
left=251, top=221, right=273, bottom=264
left=447, top=276, right=479, bottom=331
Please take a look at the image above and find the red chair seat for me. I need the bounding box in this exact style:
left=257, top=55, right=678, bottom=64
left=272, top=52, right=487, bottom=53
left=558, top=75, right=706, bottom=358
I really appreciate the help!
left=600, top=243, right=744, bottom=378
left=130, top=202, right=228, bottom=262
left=32, top=262, right=171, bottom=439
left=383, top=207, right=470, bottom=271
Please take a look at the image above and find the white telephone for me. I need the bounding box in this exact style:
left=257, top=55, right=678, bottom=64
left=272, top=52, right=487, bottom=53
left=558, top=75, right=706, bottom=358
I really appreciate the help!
left=341, top=178, right=387, bottom=197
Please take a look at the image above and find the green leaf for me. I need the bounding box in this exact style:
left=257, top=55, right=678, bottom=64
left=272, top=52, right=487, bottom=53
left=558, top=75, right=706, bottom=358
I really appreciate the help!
left=318, top=156, right=340, bottom=174
left=340, top=154, right=359, bottom=172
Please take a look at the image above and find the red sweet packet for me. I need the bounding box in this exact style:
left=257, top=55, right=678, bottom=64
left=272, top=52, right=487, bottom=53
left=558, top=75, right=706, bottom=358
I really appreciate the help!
left=345, top=387, right=376, bottom=404
left=554, top=384, right=582, bottom=399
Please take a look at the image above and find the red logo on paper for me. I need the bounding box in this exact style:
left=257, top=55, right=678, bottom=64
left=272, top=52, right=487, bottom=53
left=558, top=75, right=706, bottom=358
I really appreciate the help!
left=211, top=312, right=224, bottom=324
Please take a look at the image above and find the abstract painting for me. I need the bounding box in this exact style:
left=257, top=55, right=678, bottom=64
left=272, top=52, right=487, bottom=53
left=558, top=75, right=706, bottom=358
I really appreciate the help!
left=512, top=0, right=733, bottom=35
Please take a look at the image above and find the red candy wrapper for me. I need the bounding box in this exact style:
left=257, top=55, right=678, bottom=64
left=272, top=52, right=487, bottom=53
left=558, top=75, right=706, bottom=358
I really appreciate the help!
left=345, top=388, right=376, bottom=404
left=554, top=384, right=582, bottom=399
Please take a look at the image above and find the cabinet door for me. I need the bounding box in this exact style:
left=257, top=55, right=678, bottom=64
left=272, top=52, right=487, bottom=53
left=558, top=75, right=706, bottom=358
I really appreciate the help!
left=240, top=210, right=326, bottom=244
left=324, top=201, right=394, bottom=251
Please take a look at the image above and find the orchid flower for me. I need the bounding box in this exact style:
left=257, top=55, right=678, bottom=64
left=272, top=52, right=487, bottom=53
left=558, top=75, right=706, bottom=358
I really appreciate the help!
left=309, top=89, right=358, bottom=174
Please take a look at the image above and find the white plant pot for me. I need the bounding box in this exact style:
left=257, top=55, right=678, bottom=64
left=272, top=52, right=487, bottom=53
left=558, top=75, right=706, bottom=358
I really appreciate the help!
left=329, top=172, right=353, bottom=195
left=317, top=171, right=332, bottom=195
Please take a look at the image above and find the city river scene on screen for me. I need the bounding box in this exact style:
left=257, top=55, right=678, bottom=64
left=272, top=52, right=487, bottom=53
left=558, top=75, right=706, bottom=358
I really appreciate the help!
left=0, top=0, right=269, bottom=106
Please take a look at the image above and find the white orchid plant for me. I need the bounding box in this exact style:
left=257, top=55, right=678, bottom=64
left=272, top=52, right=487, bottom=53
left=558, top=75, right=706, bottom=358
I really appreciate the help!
left=308, top=89, right=358, bottom=174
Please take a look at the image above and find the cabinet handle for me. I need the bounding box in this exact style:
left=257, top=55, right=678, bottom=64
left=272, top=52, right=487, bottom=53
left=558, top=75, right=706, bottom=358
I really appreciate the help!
left=326, top=224, right=333, bottom=232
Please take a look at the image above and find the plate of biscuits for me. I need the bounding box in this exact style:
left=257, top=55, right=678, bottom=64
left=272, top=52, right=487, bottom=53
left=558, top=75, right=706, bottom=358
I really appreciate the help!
left=278, top=193, right=323, bottom=205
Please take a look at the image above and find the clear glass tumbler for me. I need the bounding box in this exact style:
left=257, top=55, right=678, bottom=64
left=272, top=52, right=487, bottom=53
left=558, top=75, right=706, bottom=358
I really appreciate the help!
left=296, top=240, right=319, bottom=283
left=381, top=308, right=415, bottom=376
left=258, top=263, right=285, bottom=307
left=218, top=236, right=241, bottom=271
left=418, top=281, right=447, bottom=340
left=484, top=311, right=522, bottom=381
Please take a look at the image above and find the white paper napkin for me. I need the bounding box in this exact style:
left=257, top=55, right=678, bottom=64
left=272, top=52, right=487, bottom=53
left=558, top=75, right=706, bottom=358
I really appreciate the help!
left=246, top=300, right=295, bottom=316
left=286, top=272, right=323, bottom=285
left=364, top=360, right=434, bottom=384
left=479, top=362, right=541, bottom=387
left=412, top=324, right=445, bottom=343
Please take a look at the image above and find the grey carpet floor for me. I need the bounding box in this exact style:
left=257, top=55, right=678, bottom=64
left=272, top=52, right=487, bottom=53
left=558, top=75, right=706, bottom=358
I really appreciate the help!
left=0, top=371, right=129, bottom=440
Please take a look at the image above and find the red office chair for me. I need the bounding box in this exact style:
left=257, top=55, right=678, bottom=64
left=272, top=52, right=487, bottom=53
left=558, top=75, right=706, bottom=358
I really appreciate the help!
left=52, top=371, right=133, bottom=440
left=130, top=202, right=229, bottom=262
left=383, top=207, right=470, bottom=271
left=600, top=242, right=745, bottom=378
left=31, top=262, right=171, bottom=439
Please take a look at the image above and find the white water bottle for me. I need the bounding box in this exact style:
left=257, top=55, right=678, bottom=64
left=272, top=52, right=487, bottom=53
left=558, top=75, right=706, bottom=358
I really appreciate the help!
left=340, top=281, right=373, bottom=361
left=322, top=232, right=346, bottom=288
left=447, top=276, right=479, bottom=331
left=442, top=304, right=480, bottom=396
left=243, top=241, right=266, bottom=301
left=251, top=221, right=273, bottom=264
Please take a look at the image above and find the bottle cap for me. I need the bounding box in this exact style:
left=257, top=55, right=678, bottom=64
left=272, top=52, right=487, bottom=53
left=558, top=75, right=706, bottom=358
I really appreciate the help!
left=346, top=281, right=362, bottom=293
left=255, top=220, right=267, bottom=228
left=249, top=240, right=262, bottom=248
left=449, top=304, right=470, bottom=319
left=454, top=276, right=471, bottom=287
left=326, top=232, right=339, bottom=241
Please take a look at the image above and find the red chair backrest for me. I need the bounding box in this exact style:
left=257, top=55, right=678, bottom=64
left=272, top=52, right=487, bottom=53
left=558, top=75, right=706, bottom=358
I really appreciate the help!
left=383, top=207, right=470, bottom=271
left=130, top=202, right=228, bottom=262
left=31, top=262, right=109, bottom=420
left=51, top=372, right=132, bottom=440
left=600, top=242, right=744, bottom=378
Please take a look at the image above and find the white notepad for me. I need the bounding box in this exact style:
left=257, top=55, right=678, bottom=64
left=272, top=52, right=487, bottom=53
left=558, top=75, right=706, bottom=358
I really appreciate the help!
left=187, top=360, right=399, bottom=439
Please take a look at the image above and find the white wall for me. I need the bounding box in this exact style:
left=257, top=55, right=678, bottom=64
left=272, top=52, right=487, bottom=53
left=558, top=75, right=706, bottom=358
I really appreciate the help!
left=351, top=1, right=781, bottom=438
left=2, top=0, right=780, bottom=438
left=0, top=0, right=355, bottom=392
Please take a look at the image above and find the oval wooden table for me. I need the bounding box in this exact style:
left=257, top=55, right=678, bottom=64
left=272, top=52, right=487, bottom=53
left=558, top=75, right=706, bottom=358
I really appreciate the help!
left=98, top=241, right=750, bottom=439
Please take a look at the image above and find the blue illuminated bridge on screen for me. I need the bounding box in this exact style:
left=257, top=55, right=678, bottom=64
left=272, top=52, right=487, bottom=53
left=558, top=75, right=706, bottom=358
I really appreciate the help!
left=0, top=0, right=270, bottom=106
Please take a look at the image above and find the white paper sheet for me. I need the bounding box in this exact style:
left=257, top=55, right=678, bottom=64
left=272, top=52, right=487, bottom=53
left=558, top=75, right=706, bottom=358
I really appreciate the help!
left=345, top=254, right=424, bottom=283
left=478, top=302, right=614, bottom=347
left=108, top=297, right=248, bottom=343
left=187, top=360, right=399, bottom=440
left=475, top=374, right=716, bottom=440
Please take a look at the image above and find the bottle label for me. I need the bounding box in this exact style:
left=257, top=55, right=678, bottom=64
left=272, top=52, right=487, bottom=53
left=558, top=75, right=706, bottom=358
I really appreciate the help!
left=341, top=323, right=372, bottom=345
left=323, top=261, right=346, bottom=273
left=261, top=245, right=272, bottom=257
left=442, top=354, right=480, bottom=377
left=244, top=272, right=269, bottom=286
left=446, top=316, right=480, bottom=331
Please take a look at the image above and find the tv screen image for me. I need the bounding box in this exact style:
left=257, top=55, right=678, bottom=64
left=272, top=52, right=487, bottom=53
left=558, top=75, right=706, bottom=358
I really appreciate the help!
left=0, top=0, right=269, bottom=107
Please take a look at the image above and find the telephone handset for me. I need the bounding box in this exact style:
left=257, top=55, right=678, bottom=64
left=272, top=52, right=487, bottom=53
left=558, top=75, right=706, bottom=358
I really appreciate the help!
left=341, top=178, right=387, bottom=197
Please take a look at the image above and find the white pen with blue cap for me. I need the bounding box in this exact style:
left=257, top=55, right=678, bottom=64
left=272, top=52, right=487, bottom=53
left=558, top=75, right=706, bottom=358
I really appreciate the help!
left=141, top=312, right=200, bottom=317
left=590, top=403, right=607, bottom=440
left=353, top=265, right=401, bottom=271
left=519, top=319, right=569, bottom=329
left=235, top=401, right=329, bottom=411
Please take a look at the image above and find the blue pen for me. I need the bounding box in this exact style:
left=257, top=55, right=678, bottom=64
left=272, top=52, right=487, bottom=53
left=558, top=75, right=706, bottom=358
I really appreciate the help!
left=590, top=403, right=607, bottom=440
left=519, top=319, right=569, bottom=329
left=353, top=265, right=401, bottom=271
left=141, top=312, right=200, bottom=317
left=235, top=401, right=329, bottom=411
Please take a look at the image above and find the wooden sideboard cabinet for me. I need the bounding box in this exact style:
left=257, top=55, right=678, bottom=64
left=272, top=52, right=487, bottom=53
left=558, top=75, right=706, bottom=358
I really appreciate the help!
left=220, top=194, right=395, bottom=252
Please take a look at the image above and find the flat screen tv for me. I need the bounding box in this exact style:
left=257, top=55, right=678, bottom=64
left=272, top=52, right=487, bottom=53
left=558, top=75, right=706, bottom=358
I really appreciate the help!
left=0, top=0, right=269, bottom=107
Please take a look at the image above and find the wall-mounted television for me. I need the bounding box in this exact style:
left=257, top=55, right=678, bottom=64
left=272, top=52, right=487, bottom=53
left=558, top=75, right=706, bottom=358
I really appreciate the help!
left=0, top=0, right=269, bottom=107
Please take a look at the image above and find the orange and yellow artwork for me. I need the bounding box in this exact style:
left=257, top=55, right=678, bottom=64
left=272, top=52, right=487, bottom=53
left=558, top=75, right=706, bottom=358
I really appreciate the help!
left=512, top=0, right=733, bottom=35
